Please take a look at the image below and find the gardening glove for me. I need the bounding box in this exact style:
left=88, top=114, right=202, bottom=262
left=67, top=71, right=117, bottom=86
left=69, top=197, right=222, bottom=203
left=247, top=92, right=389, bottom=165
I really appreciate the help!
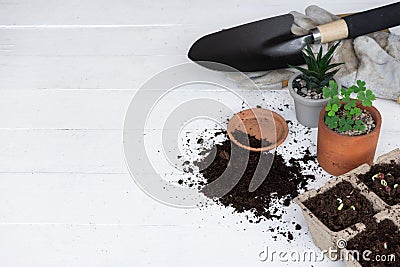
left=226, top=5, right=400, bottom=103
left=352, top=34, right=400, bottom=102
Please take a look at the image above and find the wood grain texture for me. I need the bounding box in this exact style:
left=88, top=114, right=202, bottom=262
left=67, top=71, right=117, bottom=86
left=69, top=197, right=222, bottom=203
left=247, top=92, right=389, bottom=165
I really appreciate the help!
left=0, top=1, right=399, bottom=266
left=318, top=19, right=349, bottom=43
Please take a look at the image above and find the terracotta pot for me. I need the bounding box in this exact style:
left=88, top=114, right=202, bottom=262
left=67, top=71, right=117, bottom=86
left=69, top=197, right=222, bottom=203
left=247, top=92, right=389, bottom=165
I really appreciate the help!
left=317, top=103, right=382, bottom=176
left=227, top=108, right=288, bottom=152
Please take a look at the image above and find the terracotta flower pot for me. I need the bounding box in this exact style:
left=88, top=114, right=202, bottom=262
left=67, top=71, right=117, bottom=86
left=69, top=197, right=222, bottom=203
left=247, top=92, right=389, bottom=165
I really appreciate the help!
left=317, top=103, right=382, bottom=176
left=227, top=108, right=289, bottom=152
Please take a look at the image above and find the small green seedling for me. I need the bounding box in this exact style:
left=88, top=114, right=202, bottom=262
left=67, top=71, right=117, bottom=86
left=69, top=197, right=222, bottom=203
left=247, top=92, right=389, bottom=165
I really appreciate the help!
left=289, top=42, right=343, bottom=93
left=337, top=198, right=356, bottom=211
left=323, top=80, right=376, bottom=133
left=372, top=173, right=398, bottom=194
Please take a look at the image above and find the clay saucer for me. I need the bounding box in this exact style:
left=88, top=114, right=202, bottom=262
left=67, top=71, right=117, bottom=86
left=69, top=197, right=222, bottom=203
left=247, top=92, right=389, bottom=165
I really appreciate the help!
left=227, top=108, right=289, bottom=152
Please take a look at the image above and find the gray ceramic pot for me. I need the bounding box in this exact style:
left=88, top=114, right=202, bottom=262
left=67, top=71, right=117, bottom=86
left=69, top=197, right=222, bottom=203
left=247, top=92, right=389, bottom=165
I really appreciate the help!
left=288, top=73, right=341, bottom=128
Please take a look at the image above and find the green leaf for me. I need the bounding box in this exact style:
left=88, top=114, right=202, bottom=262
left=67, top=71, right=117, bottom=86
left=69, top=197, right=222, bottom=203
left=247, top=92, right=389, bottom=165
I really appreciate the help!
left=344, top=99, right=356, bottom=110
left=366, top=89, right=376, bottom=101
left=362, top=99, right=372, bottom=107
left=321, top=63, right=344, bottom=73
left=339, top=117, right=346, bottom=127
left=320, top=42, right=341, bottom=68
left=323, top=87, right=330, bottom=98
left=358, top=91, right=366, bottom=101
left=316, top=45, right=323, bottom=63
left=343, top=124, right=352, bottom=132
left=326, top=103, right=332, bottom=111
left=356, top=80, right=366, bottom=89
left=355, top=107, right=361, bottom=116
left=348, top=85, right=357, bottom=92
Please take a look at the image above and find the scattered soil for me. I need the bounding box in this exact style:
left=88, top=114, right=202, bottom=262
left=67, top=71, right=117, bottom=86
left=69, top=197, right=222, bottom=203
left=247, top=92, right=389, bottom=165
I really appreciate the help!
left=177, top=100, right=326, bottom=242
left=303, top=181, right=376, bottom=231
left=292, top=75, right=324, bottom=100
left=189, top=131, right=316, bottom=223
left=347, top=219, right=400, bottom=267
left=357, top=160, right=400, bottom=206
left=231, top=129, right=273, bottom=148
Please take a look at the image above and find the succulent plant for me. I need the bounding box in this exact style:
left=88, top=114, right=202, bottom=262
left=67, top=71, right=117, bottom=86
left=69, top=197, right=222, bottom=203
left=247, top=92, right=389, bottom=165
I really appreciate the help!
left=290, top=42, right=343, bottom=93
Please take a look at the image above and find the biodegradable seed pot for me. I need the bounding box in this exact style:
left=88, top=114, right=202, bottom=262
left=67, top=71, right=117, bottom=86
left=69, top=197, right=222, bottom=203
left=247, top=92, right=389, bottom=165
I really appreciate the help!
left=342, top=206, right=400, bottom=267
left=296, top=149, right=400, bottom=262
left=294, top=165, right=384, bottom=261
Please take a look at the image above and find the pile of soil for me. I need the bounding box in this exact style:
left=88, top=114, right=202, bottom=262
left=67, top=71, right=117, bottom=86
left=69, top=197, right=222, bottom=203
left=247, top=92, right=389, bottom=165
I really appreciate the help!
left=347, top=219, right=400, bottom=267
left=303, top=181, right=376, bottom=231
left=357, top=160, right=400, bottom=206
left=292, top=75, right=324, bottom=100
left=231, top=130, right=273, bottom=148
left=186, top=131, right=316, bottom=223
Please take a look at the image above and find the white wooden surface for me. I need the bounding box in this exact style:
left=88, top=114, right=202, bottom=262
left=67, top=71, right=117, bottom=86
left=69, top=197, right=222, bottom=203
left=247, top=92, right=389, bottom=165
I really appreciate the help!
left=0, top=1, right=399, bottom=266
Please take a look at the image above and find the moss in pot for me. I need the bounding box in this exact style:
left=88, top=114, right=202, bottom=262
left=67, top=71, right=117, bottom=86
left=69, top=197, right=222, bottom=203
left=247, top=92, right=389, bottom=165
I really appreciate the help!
left=317, top=80, right=382, bottom=176
left=288, top=42, right=343, bottom=128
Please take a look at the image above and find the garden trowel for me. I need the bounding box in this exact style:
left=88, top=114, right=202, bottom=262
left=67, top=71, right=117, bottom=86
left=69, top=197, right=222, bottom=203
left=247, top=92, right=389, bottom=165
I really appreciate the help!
left=188, top=2, right=400, bottom=72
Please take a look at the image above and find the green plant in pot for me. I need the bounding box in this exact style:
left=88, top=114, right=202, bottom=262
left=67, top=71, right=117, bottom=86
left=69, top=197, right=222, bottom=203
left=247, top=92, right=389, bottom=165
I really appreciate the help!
left=317, top=79, right=382, bottom=176
left=288, top=42, right=343, bottom=128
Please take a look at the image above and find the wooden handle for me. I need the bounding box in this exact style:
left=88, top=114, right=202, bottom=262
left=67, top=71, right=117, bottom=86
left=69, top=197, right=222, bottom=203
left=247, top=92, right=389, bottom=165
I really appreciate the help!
left=317, top=19, right=349, bottom=44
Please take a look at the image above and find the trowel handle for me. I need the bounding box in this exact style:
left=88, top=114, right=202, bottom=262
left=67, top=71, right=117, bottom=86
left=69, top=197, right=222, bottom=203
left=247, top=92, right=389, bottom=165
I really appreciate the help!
left=313, top=2, right=400, bottom=43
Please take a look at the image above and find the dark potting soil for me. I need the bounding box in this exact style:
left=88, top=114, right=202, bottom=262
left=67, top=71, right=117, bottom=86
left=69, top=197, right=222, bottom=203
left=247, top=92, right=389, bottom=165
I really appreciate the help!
left=357, top=160, right=400, bottom=206
left=347, top=219, right=400, bottom=267
left=231, top=129, right=273, bottom=148
left=191, top=131, right=315, bottom=223
left=303, top=181, right=376, bottom=232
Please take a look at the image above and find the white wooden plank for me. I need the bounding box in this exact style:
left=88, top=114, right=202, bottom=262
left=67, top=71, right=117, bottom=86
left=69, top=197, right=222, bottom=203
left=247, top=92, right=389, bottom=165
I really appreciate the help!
left=0, top=90, right=397, bottom=174
left=0, top=222, right=342, bottom=267
left=0, top=129, right=125, bottom=173
left=0, top=0, right=393, bottom=25
left=0, top=89, right=398, bottom=130
left=0, top=172, right=303, bottom=227
left=0, top=55, right=188, bottom=89
left=0, top=89, right=133, bottom=129
left=0, top=128, right=397, bottom=174
left=0, top=26, right=202, bottom=56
